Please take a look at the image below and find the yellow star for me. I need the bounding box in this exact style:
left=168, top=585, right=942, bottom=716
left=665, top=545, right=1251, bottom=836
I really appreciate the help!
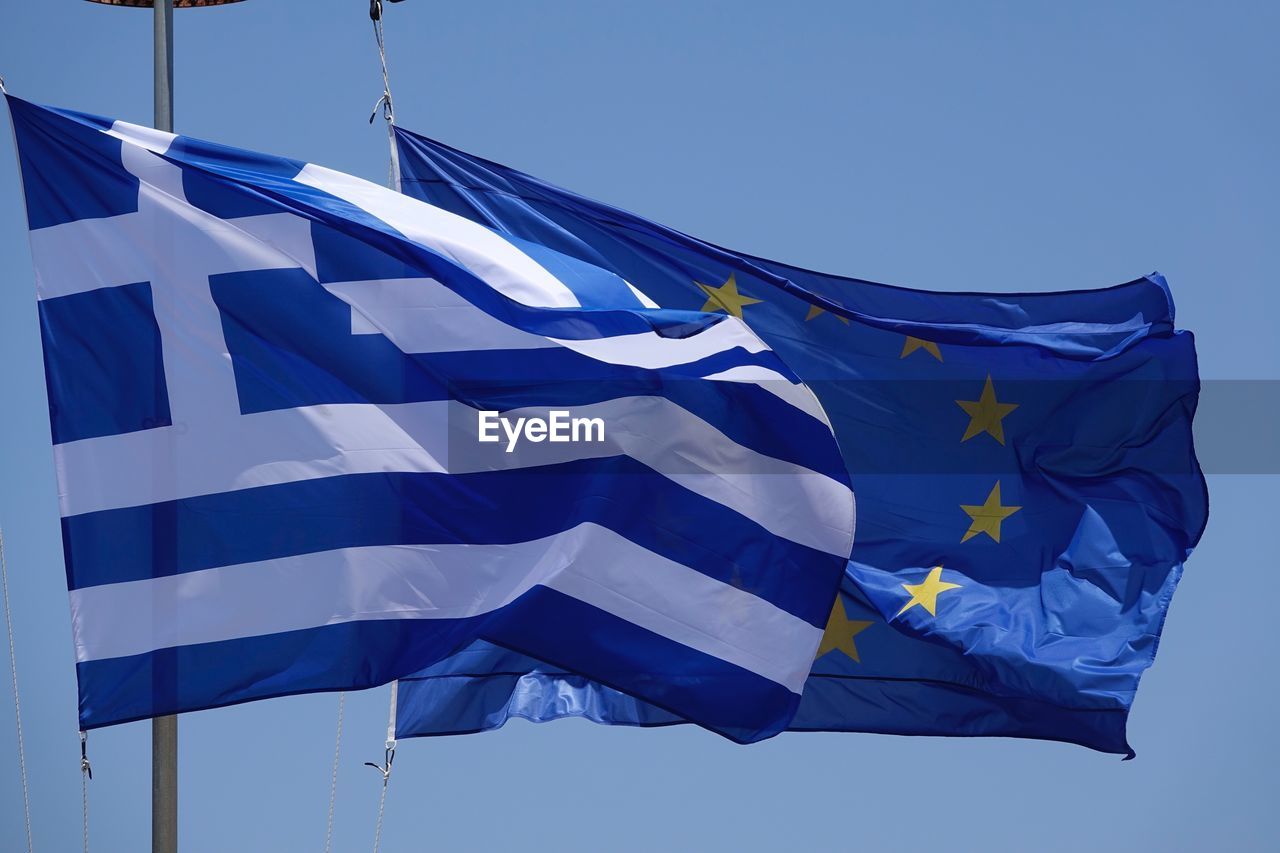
left=696, top=273, right=762, bottom=319
left=896, top=566, right=961, bottom=618
left=960, top=481, right=1022, bottom=543
left=955, top=374, right=1018, bottom=444
left=900, top=336, right=942, bottom=361
left=805, top=304, right=850, bottom=324
left=815, top=599, right=873, bottom=662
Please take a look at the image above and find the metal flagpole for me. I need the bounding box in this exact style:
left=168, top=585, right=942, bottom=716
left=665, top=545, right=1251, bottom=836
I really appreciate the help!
left=154, top=0, right=174, bottom=133
left=151, top=5, right=178, bottom=853
left=82, top=3, right=244, bottom=849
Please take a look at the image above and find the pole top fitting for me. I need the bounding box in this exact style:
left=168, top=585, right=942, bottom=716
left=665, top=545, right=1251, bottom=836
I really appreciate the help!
left=369, top=0, right=407, bottom=22
left=83, top=1, right=247, bottom=8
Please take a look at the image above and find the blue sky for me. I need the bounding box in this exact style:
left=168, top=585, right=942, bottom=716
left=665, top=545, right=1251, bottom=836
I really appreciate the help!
left=0, top=2, right=1276, bottom=850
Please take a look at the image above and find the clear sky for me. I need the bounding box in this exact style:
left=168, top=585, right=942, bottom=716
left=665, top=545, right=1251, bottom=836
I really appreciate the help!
left=1, top=2, right=1276, bottom=851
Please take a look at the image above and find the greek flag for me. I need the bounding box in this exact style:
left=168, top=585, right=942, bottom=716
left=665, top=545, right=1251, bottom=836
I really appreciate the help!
left=7, top=97, right=854, bottom=742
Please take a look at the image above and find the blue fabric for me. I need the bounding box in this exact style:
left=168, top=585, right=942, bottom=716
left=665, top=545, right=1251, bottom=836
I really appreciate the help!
left=38, top=281, right=172, bottom=444
left=393, top=126, right=1209, bottom=756
left=8, top=99, right=135, bottom=229
left=11, top=97, right=855, bottom=742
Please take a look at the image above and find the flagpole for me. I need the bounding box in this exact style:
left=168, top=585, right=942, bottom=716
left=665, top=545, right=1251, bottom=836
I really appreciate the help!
left=151, top=0, right=179, bottom=845
left=154, top=0, right=174, bottom=134
left=80, top=1, right=245, bottom=850
left=150, top=5, right=178, bottom=852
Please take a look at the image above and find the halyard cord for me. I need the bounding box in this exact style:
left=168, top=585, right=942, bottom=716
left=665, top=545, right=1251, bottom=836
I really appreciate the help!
left=369, top=7, right=402, bottom=852
left=80, top=732, right=91, bottom=853
left=370, top=3, right=402, bottom=191
left=366, top=680, right=399, bottom=853
left=322, top=692, right=345, bottom=853
left=364, top=742, right=395, bottom=853
left=322, top=3, right=407, bottom=847
left=1, top=528, right=34, bottom=852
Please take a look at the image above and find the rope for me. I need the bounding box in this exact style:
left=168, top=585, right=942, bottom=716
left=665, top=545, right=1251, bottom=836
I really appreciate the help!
left=0, top=528, right=34, bottom=853
left=364, top=682, right=399, bottom=853
left=366, top=11, right=404, bottom=849
left=81, top=766, right=89, bottom=853
left=369, top=0, right=402, bottom=192
left=322, top=692, right=345, bottom=853
left=372, top=758, right=391, bottom=853
left=80, top=732, right=92, bottom=853
left=364, top=743, right=395, bottom=853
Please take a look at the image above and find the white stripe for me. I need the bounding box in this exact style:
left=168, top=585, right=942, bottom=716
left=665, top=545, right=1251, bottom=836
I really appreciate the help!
left=106, top=120, right=177, bottom=155
left=69, top=523, right=821, bottom=693
left=28, top=195, right=317, bottom=300
left=109, top=122, right=184, bottom=201
left=323, top=278, right=558, bottom=352
left=294, top=162, right=581, bottom=309
left=548, top=316, right=767, bottom=369
left=701, top=365, right=832, bottom=426
left=54, top=395, right=854, bottom=557
left=626, top=281, right=660, bottom=309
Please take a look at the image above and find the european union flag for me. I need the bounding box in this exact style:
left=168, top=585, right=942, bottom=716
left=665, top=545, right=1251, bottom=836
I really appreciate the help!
left=391, top=126, right=1208, bottom=756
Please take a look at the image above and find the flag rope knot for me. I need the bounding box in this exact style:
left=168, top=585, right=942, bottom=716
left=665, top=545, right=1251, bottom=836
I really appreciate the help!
left=79, top=730, right=92, bottom=780
left=363, top=744, right=395, bottom=784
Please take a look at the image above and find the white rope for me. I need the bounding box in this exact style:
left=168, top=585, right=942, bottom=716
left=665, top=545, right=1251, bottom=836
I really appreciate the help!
left=79, top=731, right=91, bottom=853
left=322, top=692, right=345, bottom=853
left=372, top=764, right=391, bottom=853
left=365, top=743, right=394, bottom=853
left=0, top=528, right=34, bottom=853
left=370, top=2, right=402, bottom=192
left=323, top=693, right=345, bottom=852
left=365, top=681, right=398, bottom=853
left=81, top=764, right=89, bottom=853
left=367, top=11, right=402, bottom=850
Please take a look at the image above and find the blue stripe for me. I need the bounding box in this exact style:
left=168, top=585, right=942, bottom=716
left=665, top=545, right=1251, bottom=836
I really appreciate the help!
left=62, top=460, right=839, bottom=626
left=76, top=585, right=795, bottom=741
left=77, top=606, right=484, bottom=730
left=310, top=219, right=427, bottom=284
left=211, top=267, right=845, bottom=482
left=168, top=133, right=307, bottom=221
left=477, top=586, right=797, bottom=743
